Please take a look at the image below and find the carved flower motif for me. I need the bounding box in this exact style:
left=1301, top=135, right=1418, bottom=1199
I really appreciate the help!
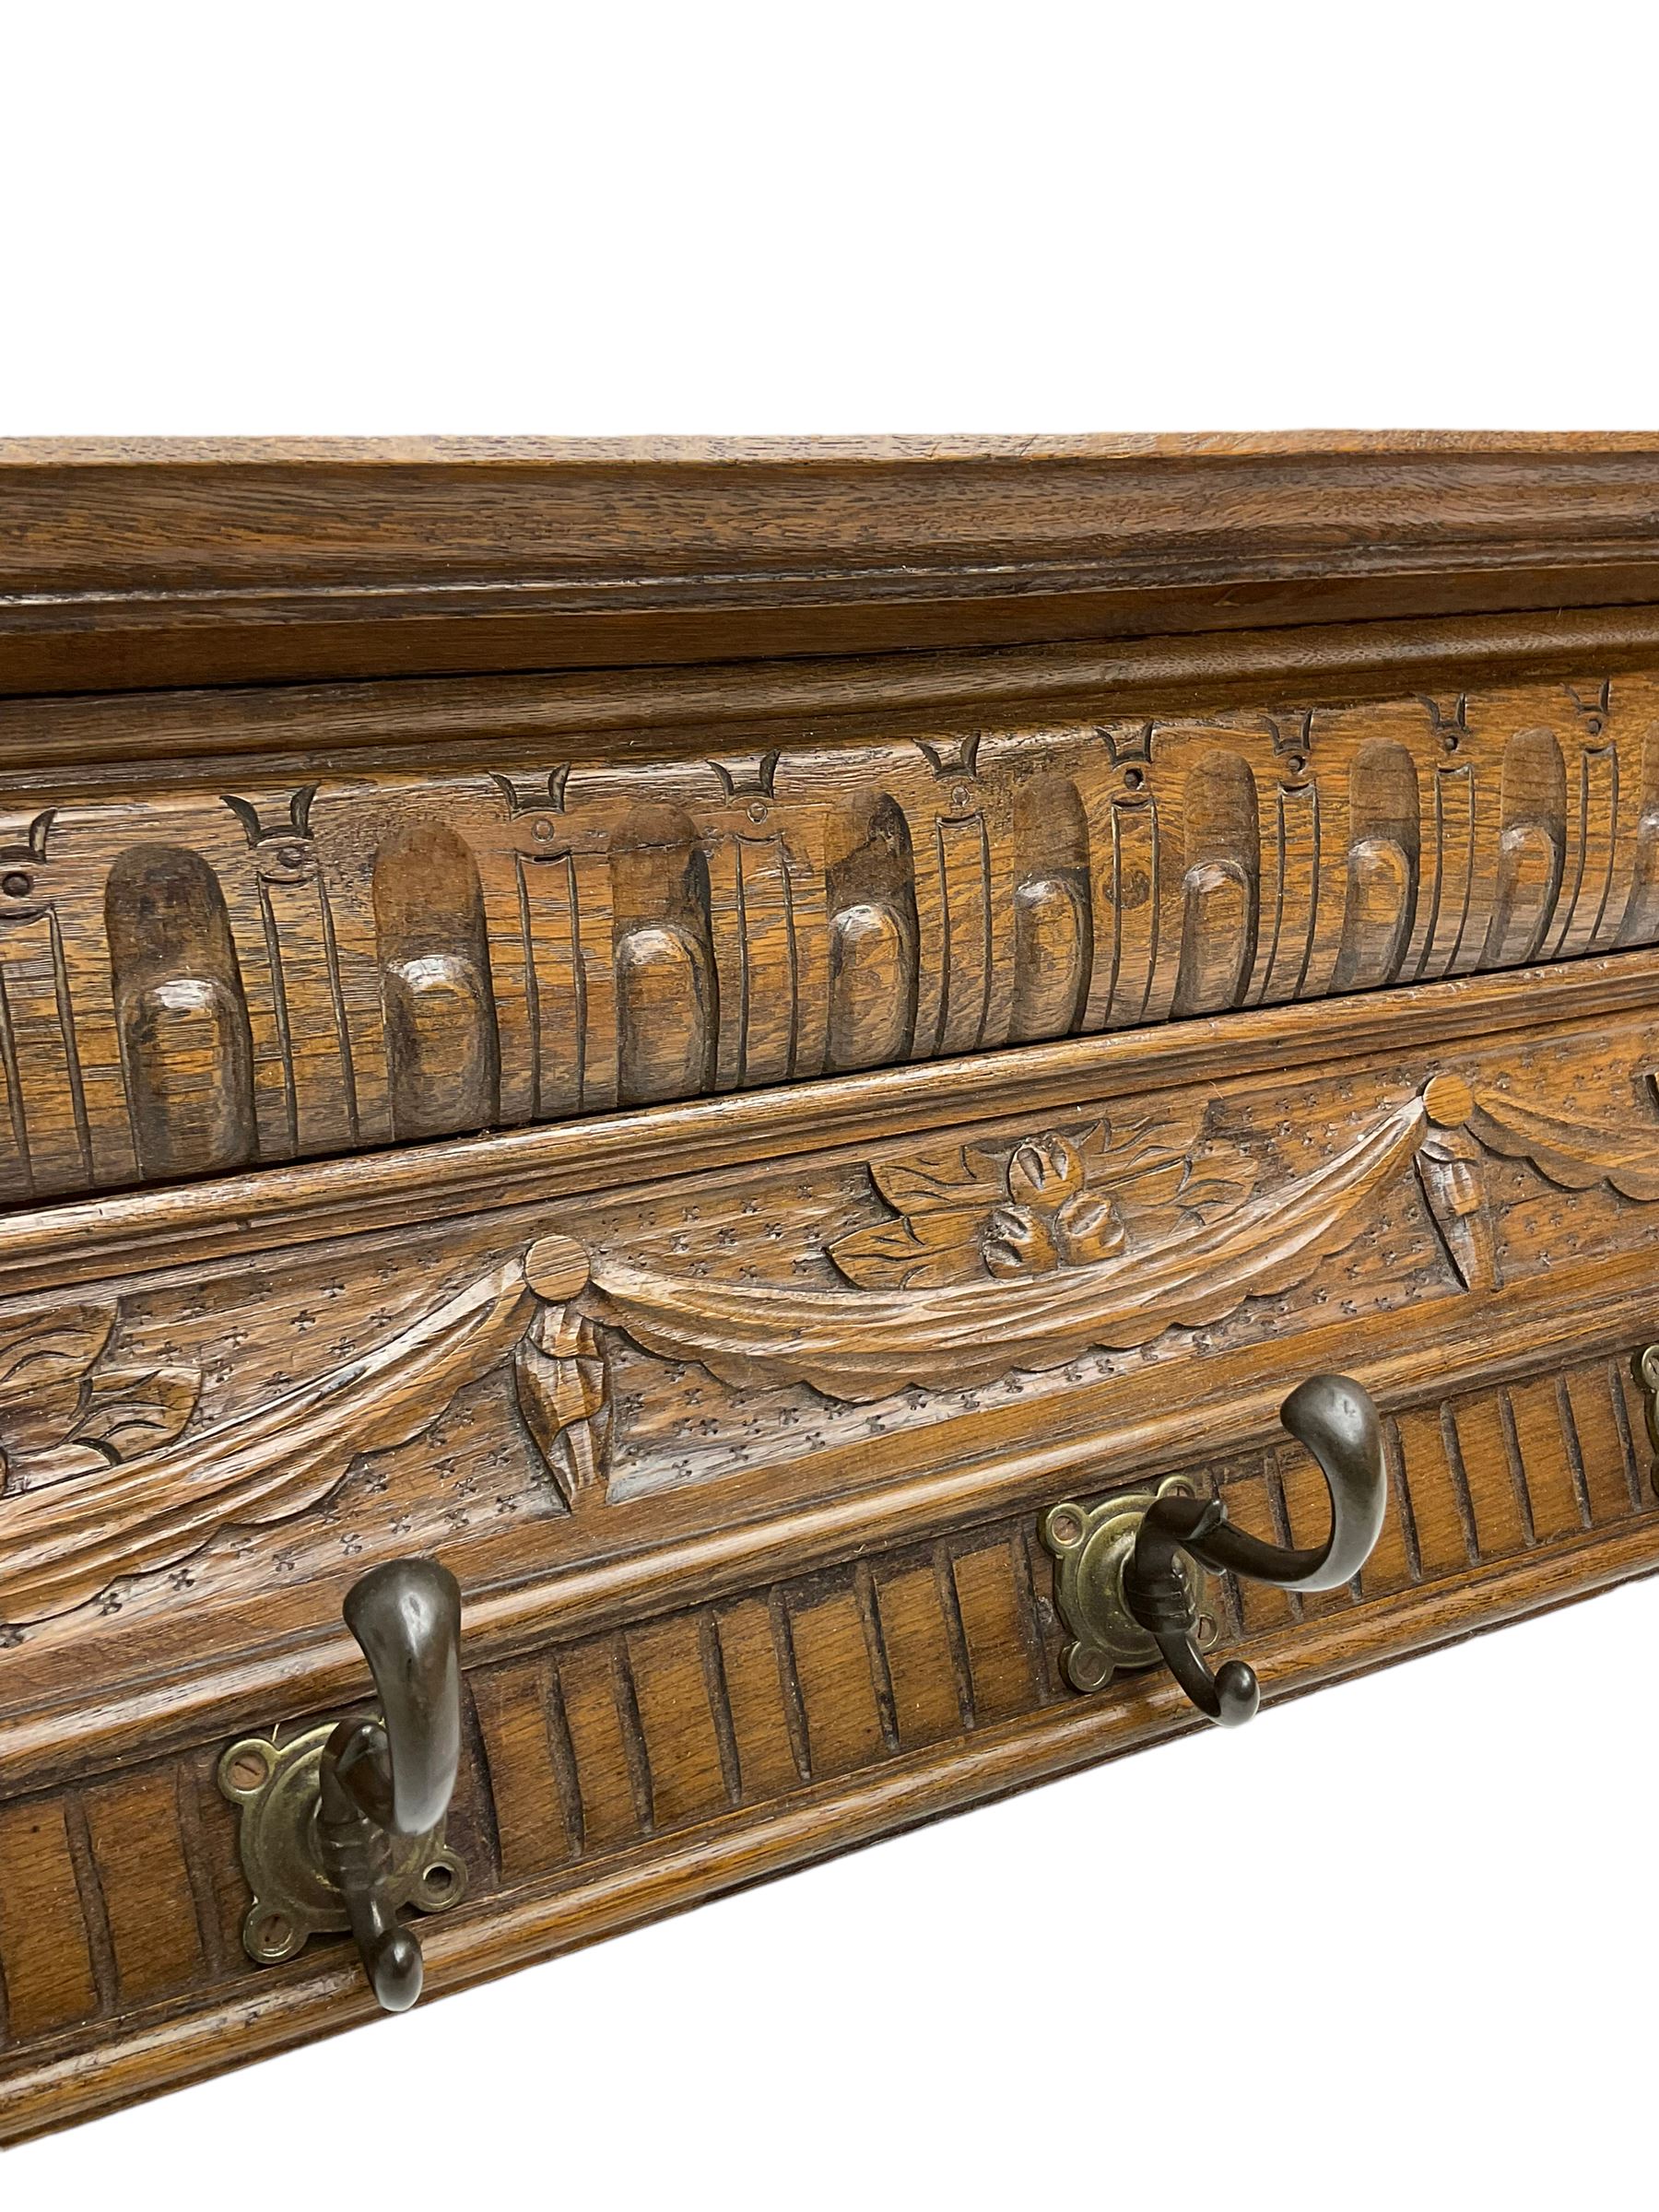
left=1006, top=1135, right=1084, bottom=1208
left=982, top=1138, right=1129, bottom=1278
left=830, top=1114, right=1257, bottom=1291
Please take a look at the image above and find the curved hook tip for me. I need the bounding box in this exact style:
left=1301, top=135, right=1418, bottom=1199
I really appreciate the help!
left=367, top=1926, right=424, bottom=2013
left=342, top=1556, right=462, bottom=1650
left=1279, top=1371, right=1377, bottom=1459
left=1213, top=1660, right=1260, bottom=1727
left=1276, top=1372, right=1387, bottom=1594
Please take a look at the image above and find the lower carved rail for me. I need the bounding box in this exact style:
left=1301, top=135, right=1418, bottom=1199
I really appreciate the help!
left=2, top=1336, right=1653, bottom=2140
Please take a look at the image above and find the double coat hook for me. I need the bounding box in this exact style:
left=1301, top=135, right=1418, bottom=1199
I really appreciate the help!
left=1044, top=1374, right=1388, bottom=1724
left=220, top=1557, right=466, bottom=2011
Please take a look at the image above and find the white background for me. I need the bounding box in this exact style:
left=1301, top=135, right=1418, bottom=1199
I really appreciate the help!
left=4, top=4, right=1657, bottom=2205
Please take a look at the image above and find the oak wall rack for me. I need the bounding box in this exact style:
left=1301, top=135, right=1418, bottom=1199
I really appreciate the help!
left=2, top=431, right=1657, bottom=2137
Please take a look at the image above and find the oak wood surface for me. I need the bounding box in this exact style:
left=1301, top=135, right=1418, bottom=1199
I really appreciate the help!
left=5, top=432, right=1659, bottom=693
left=5, top=659, right=1659, bottom=1202
left=4, top=434, right=1659, bottom=2138
left=1, top=947, right=1656, bottom=1779
left=11, top=606, right=1659, bottom=782
left=3, top=1456, right=1654, bottom=2143
left=0, top=944, right=1645, bottom=1300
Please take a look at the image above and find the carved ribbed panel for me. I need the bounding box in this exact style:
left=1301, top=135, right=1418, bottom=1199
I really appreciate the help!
left=12, top=674, right=1659, bottom=1198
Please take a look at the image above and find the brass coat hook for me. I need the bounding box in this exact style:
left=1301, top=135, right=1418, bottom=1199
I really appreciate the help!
left=220, top=1557, right=466, bottom=2010
left=1043, top=1374, right=1387, bottom=1725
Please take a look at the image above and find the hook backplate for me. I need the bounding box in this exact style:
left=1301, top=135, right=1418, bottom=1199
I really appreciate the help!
left=218, top=1724, right=467, bottom=1966
left=1041, top=1477, right=1218, bottom=1693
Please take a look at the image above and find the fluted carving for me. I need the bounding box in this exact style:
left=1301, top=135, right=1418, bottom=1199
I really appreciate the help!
left=3, top=675, right=1657, bottom=1199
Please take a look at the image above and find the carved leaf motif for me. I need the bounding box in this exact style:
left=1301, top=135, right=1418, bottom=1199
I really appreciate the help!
left=869, top=1148, right=1004, bottom=1217
left=1087, top=1112, right=1188, bottom=1177
left=983, top=1206, right=1061, bottom=1281
left=10, top=1365, right=203, bottom=1490
left=0, top=1307, right=113, bottom=1409
left=830, top=1209, right=991, bottom=1290
left=1175, top=1145, right=1260, bottom=1216
left=0, top=1291, right=201, bottom=1495
left=0, top=1309, right=202, bottom=1492
left=1053, top=1194, right=1126, bottom=1265
left=1006, top=1136, right=1087, bottom=1208
left=1173, top=1175, right=1251, bottom=1215
left=69, top=1363, right=200, bottom=1460
left=514, top=1303, right=612, bottom=1510
left=984, top=1194, right=1128, bottom=1280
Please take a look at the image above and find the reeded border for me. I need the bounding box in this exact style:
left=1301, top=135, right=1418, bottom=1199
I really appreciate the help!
left=3, top=1511, right=1653, bottom=2144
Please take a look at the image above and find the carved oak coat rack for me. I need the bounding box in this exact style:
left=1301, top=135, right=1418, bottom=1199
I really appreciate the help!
left=1, top=434, right=1657, bottom=2132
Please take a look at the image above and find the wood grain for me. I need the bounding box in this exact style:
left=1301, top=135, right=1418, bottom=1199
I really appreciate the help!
left=4, top=947, right=1659, bottom=1783
left=0, top=1802, right=100, bottom=2042
left=10, top=605, right=1659, bottom=787
left=2, top=1325, right=1653, bottom=2137
left=0, top=940, right=1653, bottom=1306
left=5, top=433, right=1659, bottom=694
left=5, top=435, right=1659, bottom=2138
left=78, top=1771, right=206, bottom=2009
left=4, top=668, right=1659, bottom=1202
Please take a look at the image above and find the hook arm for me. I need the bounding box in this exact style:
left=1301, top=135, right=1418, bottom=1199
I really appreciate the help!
left=341, top=1558, right=463, bottom=1835
left=1123, top=1374, right=1386, bottom=1725
left=1122, top=1494, right=1261, bottom=1725
left=318, top=1718, right=426, bottom=2010
left=1176, top=1374, right=1387, bottom=1594
left=318, top=1558, right=463, bottom=2011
